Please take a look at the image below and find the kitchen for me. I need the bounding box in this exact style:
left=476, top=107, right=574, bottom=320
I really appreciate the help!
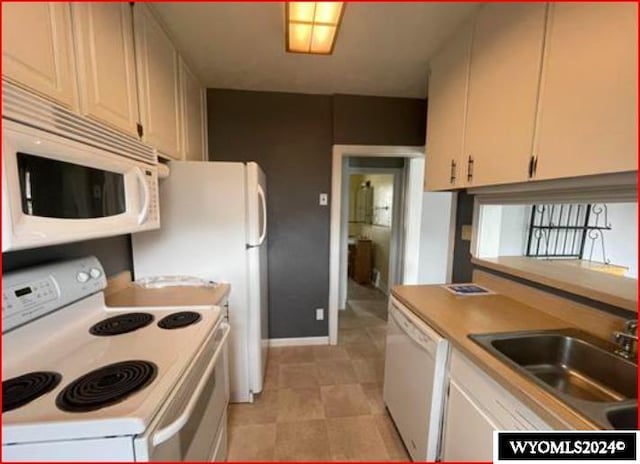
left=1, top=1, right=638, bottom=462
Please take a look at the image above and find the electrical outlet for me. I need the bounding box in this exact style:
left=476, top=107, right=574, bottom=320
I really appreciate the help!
left=319, top=193, right=328, bottom=206
left=315, top=308, right=324, bottom=321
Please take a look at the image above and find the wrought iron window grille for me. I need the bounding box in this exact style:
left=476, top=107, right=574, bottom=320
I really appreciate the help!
left=526, top=204, right=612, bottom=263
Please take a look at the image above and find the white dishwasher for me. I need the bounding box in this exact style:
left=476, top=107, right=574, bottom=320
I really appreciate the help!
left=383, top=296, right=449, bottom=461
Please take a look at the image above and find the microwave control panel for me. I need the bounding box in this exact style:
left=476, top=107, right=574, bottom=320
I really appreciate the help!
left=144, top=168, right=160, bottom=225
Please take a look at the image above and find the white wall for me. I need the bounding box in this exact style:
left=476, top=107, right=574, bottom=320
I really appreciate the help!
left=589, top=203, right=637, bottom=278
left=476, top=202, right=637, bottom=279
left=417, top=191, right=455, bottom=284
left=499, top=205, right=531, bottom=256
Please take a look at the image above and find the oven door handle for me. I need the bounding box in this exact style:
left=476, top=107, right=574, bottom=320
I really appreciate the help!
left=152, top=323, right=230, bottom=446
left=135, top=167, right=151, bottom=225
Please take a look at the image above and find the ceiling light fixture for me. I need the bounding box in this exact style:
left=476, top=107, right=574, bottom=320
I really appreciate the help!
left=286, top=2, right=345, bottom=55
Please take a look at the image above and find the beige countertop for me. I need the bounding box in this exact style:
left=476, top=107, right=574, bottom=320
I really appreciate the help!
left=391, top=284, right=605, bottom=430
left=106, top=283, right=230, bottom=308
left=472, top=256, right=637, bottom=312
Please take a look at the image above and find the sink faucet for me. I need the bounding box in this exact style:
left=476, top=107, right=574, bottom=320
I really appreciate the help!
left=613, top=319, right=638, bottom=361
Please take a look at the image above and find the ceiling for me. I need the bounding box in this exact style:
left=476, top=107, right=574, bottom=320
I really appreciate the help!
left=152, top=2, right=480, bottom=99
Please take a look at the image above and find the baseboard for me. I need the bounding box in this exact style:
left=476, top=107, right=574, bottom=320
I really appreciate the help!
left=268, top=336, right=329, bottom=347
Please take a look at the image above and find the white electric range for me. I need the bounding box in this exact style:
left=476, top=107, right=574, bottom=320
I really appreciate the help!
left=2, top=256, right=230, bottom=461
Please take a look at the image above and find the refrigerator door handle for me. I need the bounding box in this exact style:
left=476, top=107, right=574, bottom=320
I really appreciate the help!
left=257, top=184, right=267, bottom=245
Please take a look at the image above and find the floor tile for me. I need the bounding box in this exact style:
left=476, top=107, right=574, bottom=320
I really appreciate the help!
left=321, top=383, right=371, bottom=418
left=339, top=327, right=375, bottom=344
left=344, top=342, right=383, bottom=360
left=312, top=344, right=350, bottom=362
left=315, top=359, right=358, bottom=385
left=367, top=325, right=388, bottom=340
left=373, top=413, right=411, bottom=461
left=275, top=419, right=331, bottom=461
left=262, top=359, right=279, bottom=391
left=326, top=415, right=390, bottom=461
left=226, top=280, right=406, bottom=461
left=272, top=345, right=316, bottom=364
left=228, top=390, right=278, bottom=426
left=278, top=362, right=319, bottom=389
left=227, top=423, right=276, bottom=461
left=361, top=382, right=386, bottom=414
left=352, top=357, right=385, bottom=383
left=276, top=388, right=325, bottom=423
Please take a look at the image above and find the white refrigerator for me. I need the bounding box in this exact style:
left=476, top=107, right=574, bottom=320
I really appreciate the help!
left=132, top=161, right=268, bottom=403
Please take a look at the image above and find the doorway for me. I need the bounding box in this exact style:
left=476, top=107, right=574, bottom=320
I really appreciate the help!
left=329, top=145, right=427, bottom=345
left=344, top=166, right=403, bottom=334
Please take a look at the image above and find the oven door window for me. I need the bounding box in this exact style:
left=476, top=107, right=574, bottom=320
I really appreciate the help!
left=17, top=153, right=126, bottom=219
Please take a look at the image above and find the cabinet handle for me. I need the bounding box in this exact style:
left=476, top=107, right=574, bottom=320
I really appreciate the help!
left=528, top=156, right=535, bottom=178
left=449, top=159, right=457, bottom=184
left=467, top=155, right=474, bottom=183
left=532, top=156, right=538, bottom=177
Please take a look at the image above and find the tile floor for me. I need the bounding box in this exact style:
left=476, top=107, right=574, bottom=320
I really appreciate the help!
left=227, top=281, right=409, bottom=461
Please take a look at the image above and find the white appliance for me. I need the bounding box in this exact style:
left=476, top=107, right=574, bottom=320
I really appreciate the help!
left=2, top=81, right=160, bottom=252
left=132, top=161, right=268, bottom=403
left=2, top=256, right=229, bottom=461
left=383, top=295, right=449, bottom=461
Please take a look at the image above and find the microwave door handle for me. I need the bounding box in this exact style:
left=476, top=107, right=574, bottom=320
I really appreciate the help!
left=152, top=323, right=230, bottom=446
left=135, top=167, right=151, bottom=225
left=257, top=184, right=267, bottom=245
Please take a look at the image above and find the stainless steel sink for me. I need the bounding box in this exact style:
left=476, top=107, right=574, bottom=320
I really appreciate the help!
left=469, top=328, right=638, bottom=429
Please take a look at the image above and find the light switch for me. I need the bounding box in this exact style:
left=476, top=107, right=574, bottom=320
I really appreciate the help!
left=319, top=193, right=328, bottom=206
left=316, top=308, right=325, bottom=320
left=461, top=225, right=472, bottom=241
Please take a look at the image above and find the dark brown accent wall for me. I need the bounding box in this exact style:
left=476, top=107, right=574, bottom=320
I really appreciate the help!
left=207, top=89, right=427, bottom=338
left=333, top=94, right=426, bottom=146
left=2, top=235, right=133, bottom=277
left=452, top=191, right=475, bottom=283
left=208, top=89, right=333, bottom=338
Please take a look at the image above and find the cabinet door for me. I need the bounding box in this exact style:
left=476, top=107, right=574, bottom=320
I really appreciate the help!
left=533, top=3, right=638, bottom=180
left=2, top=2, right=77, bottom=108
left=442, top=381, right=496, bottom=462
left=424, top=20, right=473, bottom=191
left=72, top=3, right=139, bottom=136
left=464, top=3, right=547, bottom=187
left=180, top=58, right=206, bottom=161
left=134, top=4, right=181, bottom=159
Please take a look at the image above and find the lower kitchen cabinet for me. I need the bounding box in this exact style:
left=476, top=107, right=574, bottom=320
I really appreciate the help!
left=442, top=349, right=551, bottom=462
left=443, top=380, right=496, bottom=461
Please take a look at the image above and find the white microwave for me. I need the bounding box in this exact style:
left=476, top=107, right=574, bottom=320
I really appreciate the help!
left=2, top=119, right=160, bottom=251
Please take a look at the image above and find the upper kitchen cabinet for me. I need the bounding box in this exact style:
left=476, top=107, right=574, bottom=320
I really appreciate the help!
left=133, top=4, right=182, bottom=159
left=424, top=20, right=473, bottom=191
left=464, top=3, right=547, bottom=187
left=2, top=2, right=77, bottom=109
left=532, top=2, right=638, bottom=180
left=72, top=3, right=140, bottom=137
left=179, top=58, right=207, bottom=161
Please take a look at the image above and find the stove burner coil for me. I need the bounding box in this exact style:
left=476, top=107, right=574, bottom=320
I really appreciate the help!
left=56, top=360, right=157, bottom=413
left=3, top=372, right=62, bottom=413
left=158, top=311, right=202, bottom=330
left=89, top=313, right=154, bottom=336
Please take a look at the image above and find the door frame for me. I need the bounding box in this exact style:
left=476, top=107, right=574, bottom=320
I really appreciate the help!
left=329, top=145, right=425, bottom=345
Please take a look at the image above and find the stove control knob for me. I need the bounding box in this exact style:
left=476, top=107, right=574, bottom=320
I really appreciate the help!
left=89, top=268, right=102, bottom=279
left=76, top=271, right=90, bottom=283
